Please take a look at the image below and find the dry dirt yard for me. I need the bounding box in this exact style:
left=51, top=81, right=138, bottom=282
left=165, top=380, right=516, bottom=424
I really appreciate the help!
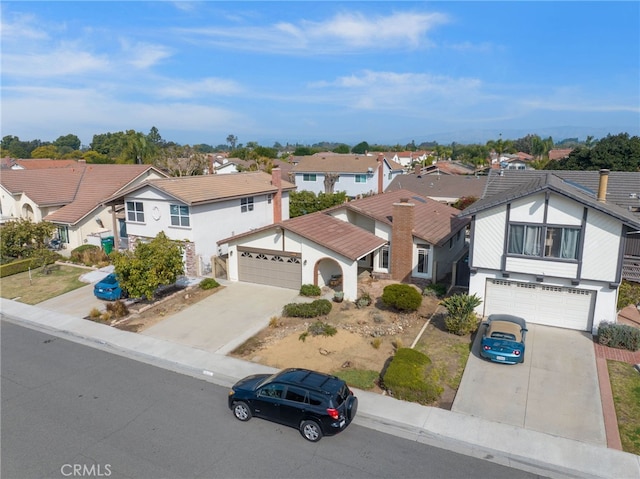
left=228, top=278, right=472, bottom=409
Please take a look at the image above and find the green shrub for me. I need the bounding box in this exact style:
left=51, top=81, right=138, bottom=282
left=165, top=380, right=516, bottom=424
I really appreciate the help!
left=300, top=284, right=322, bottom=296
left=0, top=254, right=59, bottom=277
left=381, top=284, right=422, bottom=312
left=199, top=278, right=220, bottom=290
left=298, top=321, right=337, bottom=342
left=382, top=348, right=443, bottom=405
left=105, top=300, right=129, bottom=318
left=440, top=293, right=482, bottom=335
left=70, top=244, right=108, bottom=266
left=283, top=299, right=332, bottom=318
left=423, top=283, right=447, bottom=298
left=598, top=322, right=640, bottom=351
left=617, top=280, right=640, bottom=311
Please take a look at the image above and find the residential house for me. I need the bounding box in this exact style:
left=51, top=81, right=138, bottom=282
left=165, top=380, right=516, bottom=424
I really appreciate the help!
left=548, top=148, right=574, bottom=161
left=290, top=153, right=404, bottom=198
left=104, top=169, right=296, bottom=276
left=460, top=169, right=640, bottom=333
left=0, top=162, right=167, bottom=250
left=386, top=172, right=487, bottom=205
left=0, top=158, right=81, bottom=170
left=218, top=189, right=470, bottom=300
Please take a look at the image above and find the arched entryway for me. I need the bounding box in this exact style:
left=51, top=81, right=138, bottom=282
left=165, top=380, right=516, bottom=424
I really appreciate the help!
left=313, top=257, right=343, bottom=291
left=21, top=204, right=35, bottom=221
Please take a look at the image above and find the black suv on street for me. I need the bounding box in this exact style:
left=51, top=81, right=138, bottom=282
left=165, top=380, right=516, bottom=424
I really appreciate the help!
left=228, top=368, right=358, bottom=442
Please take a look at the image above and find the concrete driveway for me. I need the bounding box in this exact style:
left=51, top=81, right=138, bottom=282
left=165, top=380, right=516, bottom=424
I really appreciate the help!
left=141, top=281, right=301, bottom=355
left=452, top=323, right=607, bottom=446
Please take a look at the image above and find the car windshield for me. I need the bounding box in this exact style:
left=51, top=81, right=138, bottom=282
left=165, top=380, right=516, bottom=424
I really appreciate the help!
left=101, top=275, right=118, bottom=285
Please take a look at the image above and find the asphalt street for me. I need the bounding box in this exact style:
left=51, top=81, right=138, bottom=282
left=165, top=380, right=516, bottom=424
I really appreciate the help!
left=1, top=321, right=544, bottom=479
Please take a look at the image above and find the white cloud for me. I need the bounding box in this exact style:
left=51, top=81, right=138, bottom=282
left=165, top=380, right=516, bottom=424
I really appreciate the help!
left=155, top=77, right=244, bottom=99
left=120, top=40, right=174, bottom=69
left=178, top=9, right=449, bottom=54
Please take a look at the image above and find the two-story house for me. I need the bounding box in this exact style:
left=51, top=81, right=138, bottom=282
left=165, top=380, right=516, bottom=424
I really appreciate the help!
left=218, top=189, right=470, bottom=300
left=104, top=169, right=296, bottom=276
left=290, top=153, right=403, bottom=198
left=0, top=162, right=167, bottom=250
left=460, top=169, right=640, bottom=333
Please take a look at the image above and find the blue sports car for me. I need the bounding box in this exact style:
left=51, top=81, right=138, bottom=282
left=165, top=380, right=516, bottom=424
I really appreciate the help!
left=93, top=273, right=124, bottom=301
left=480, top=314, right=527, bottom=364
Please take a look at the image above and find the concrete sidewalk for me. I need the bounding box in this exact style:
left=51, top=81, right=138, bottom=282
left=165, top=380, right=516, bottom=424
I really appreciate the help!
left=1, top=298, right=639, bottom=479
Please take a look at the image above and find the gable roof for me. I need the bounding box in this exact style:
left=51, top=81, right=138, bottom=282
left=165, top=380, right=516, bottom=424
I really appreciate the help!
left=461, top=170, right=640, bottom=228
left=109, top=170, right=296, bottom=206
left=386, top=173, right=487, bottom=201
left=12, top=158, right=81, bottom=169
left=290, top=153, right=402, bottom=174
left=1, top=164, right=167, bottom=225
left=340, top=189, right=470, bottom=246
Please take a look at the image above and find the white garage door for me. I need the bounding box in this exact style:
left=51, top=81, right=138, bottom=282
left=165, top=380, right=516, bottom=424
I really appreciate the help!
left=484, top=279, right=595, bottom=331
left=238, top=248, right=302, bottom=290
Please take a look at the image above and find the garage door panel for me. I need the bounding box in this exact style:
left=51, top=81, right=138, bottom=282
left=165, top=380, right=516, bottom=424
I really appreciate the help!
left=238, top=249, right=301, bottom=290
left=485, top=279, right=594, bottom=331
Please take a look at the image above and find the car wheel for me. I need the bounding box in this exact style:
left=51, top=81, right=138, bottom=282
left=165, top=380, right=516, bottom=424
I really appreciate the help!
left=300, top=420, right=323, bottom=442
left=232, top=401, right=252, bottom=421
left=346, top=396, right=358, bottom=421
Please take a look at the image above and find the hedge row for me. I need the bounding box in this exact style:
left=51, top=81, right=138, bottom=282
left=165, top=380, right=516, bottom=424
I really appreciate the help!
left=0, top=256, right=57, bottom=278
left=283, top=299, right=332, bottom=318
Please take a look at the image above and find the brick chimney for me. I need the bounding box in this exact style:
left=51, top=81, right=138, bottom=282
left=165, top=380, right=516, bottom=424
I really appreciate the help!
left=272, top=167, right=282, bottom=223
left=597, top=169, right=609, bottom=203
left=377, top=155, right=384, bottom=193
left=390, top=198, right=415, bottom=282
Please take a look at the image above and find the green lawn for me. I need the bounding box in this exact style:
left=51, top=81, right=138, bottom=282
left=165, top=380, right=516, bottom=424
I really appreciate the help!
left=608, top=360, right=640, bottom=455
left=1, top=265, right=88, bottom=304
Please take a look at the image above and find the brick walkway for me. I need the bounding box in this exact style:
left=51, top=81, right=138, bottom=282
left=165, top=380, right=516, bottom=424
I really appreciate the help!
left=594, top=304, right=640, bottom=450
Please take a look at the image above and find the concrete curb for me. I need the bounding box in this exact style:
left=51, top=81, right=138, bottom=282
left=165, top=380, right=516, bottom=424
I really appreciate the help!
left=2, top=298, right=639, bottom=479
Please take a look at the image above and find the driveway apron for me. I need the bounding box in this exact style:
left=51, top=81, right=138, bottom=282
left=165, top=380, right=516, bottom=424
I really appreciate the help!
left=452, top=323, right=606, bottom=446
left=140, top=281, right=300, bottom=355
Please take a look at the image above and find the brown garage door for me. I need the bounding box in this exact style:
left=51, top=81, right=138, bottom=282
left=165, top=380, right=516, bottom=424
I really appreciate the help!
left=238, top=248, right=302, bottom=290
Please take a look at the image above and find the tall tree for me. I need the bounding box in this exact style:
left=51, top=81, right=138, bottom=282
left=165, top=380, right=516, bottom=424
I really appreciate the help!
left=53, top=134, right=81, bottom=151
left=154, top=145, right=208, bottom=176
left=351, top=141, right=370, bottom=154
left=226, top=134, right=238, bottom=150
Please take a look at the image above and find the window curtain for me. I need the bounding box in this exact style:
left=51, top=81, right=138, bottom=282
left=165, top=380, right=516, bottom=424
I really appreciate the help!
left=523, top=225, right=541, bottom=256
left=561, top=228, right=580, bottom=259
left=508, top=225, right=524, bottom=254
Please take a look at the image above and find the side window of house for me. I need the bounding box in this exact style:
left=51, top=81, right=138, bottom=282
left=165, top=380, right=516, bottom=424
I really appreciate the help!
left=126, top=201, right=144, bottom=222
left=303, top=174, right=317, bottom=182
left=241, top=197, right=254, bottom=213
left=379, top=245, right=389, bottom=269
left=170, top=204, right=190, bottom=227
left=355, top=174, right=367, bottom=183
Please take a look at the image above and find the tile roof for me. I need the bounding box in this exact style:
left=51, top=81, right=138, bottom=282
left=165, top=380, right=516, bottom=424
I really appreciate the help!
left=386, top=173, right=487, bottom=201
left=342, top=189, right=470, bottom=246
left=461, top=169, right=640, bottom=227
left=111, top=170, right=296, bottom=206
left=1, top=164, right=166, bottom=225
left=291, top=154, right=384, bottom=174
left=548, top=148, right=574, bottom=160
left=12, top=159, right=81, bottom=169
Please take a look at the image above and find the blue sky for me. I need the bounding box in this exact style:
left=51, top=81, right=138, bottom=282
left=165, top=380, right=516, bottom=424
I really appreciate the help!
left=1, top=1, right=639, bottom=148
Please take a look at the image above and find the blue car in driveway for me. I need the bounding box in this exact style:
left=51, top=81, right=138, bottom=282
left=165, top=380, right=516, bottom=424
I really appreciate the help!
left=93, top=273, right=124, bottom=301
left=480, top=314, right=527, bottom=364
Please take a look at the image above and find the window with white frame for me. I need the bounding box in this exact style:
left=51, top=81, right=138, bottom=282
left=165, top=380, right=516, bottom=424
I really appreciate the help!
left=507, top=224, right=580, bottom=260
left=170, top=204, right=190, bottom=227
left=126, top=201, right=144, bottom=222
left=379, top=245, right=389, bottom=269
left=417, top=244, right=430, bottom=274
left=355, top=174, right=367, bottom=183
left=241, top=197, right=254, bottom=212
left=303, top=174, right=317, bottom=182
